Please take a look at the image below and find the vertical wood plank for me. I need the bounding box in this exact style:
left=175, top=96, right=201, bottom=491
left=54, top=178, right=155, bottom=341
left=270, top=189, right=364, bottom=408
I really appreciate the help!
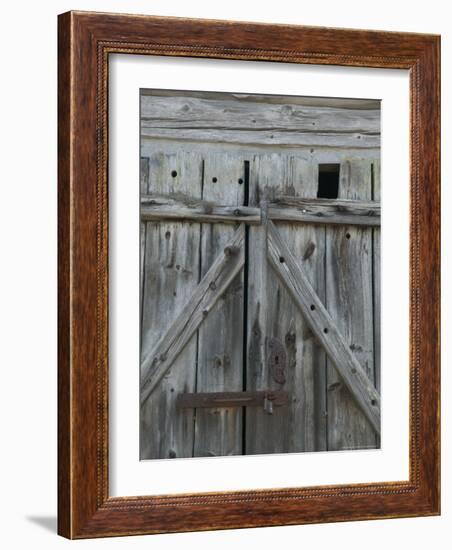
left=325, top=160, right=378, bottom=450
left=140, top=157, right=149, bottom=332
left=246, top=153, right=327, bottom=455
left=140, top=150, right=203, bottom=459
left=194, top=153, right=245, bottom=457
left=372, top=160, right=381, bottom=395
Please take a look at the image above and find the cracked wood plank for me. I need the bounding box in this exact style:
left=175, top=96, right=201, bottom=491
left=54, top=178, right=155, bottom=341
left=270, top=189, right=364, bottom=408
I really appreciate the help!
left=141, top=93, right=381, bottom=132
left=141, top=193, right=261, bottom=224
left=268, top=197, right=380, bottom=226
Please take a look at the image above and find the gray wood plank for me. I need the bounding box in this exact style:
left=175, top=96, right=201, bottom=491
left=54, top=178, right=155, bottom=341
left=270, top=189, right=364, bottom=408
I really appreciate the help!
left=141, top=94, right=380, bottom=133
left=372, top=160, right=381, bottom=395
left=268, top=197, right=380, bottom=226
left=140, top=193, right=380, bottom=226
left=193, top=153, right=246, bottom=457
left=325, top=160, right=379, bottom=450
left=267, top=221, right=380, bottom=434
left=141, top=224, right=245, bottom=404
left=246, top=154, right=328, bottom=455
left=141, top=193, right=261, bottom=224
left=140, top=151, right=202, bottom=459
left=141, top=137, right=381, bottom=163
left=140, top=157, right=150, bottom=330
left=141, top=126, right=380, bottom=149
left=141, top=88, right=381, bottom=110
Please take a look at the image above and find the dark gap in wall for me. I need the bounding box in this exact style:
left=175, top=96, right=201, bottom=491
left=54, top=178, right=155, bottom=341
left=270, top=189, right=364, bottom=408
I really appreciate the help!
left=317, top=164, right=340, bottom=199
left=370, top=162, right=381, bottom=449
left=242, top=160, right=250, bottom=456
left=192, top=159, right=205, bottom=457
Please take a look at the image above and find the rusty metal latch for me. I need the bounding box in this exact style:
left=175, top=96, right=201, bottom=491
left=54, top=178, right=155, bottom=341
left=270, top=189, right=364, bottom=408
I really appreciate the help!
left=176, top=390, right=288, bottom=411
left=263, top=393, right=274, bottom=414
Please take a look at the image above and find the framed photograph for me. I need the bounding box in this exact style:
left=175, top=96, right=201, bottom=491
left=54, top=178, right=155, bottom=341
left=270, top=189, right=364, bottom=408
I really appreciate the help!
left=58, top=11, right=440, bottom=538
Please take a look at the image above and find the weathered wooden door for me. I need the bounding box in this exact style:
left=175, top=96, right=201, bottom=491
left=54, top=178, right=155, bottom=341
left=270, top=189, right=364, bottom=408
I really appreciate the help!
left=140, top=92, right=381, bottom=460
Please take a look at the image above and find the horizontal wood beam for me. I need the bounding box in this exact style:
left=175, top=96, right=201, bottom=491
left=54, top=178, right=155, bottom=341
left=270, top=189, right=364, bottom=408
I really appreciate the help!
left=141, top=127, right=380, bottom=149
left=268, top=197, right=380, bottom=226
left=141, top=194, right=380, bottom=226
left=140, top=225, right=245, bottom=407
left=141, top=194, right=261, bottom=224
left=141, top=93, right=381, bottom=134
left=267, top=221, right=381, bottom=434
left=176, top=391, right=288, bottom=409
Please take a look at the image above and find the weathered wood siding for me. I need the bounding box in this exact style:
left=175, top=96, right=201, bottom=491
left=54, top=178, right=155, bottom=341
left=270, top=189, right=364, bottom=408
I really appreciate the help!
left=194, top=153, right=246, bottom=457
left=140, top=152, right=203, bottom=459
left=246, top=154, right=327, bottom=454
left=325, top=160, right=378, bottom=450
left=140, top=90, right=381, bottom=459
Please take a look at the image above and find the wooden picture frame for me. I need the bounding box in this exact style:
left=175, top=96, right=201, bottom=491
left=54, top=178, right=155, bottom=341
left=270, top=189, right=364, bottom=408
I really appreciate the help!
left=58, top=10, right=440, bottom=538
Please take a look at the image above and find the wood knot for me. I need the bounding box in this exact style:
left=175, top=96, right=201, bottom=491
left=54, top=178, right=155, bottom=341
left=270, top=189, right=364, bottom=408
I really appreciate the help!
left=303, top=242, right=316, bottom=261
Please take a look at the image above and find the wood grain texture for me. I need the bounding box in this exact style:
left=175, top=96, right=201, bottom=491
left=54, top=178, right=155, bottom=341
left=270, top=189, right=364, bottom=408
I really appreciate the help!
left=325, top=160, right=378, bottom=450
left=141, top=194, right=261, bottom=224
left=141, top=93, right=381, bottom=132
left=372, top=161, right=381, bottom=394
left=267, top=221, right=380, bottom=434
left=141, top=125, right=380, bottom=148
left=245, top=154, right=328, bottom=454
left=141, top=223, right=245, bottom=404
left=140, top=152, right=202, bottom=459
left=193, top=154, right=245, bottom=457
left=58, top=10, right=440, bottom=538
left=57, top=11, right=72, bottom=538
left=268, top=197, right=380, bottom=226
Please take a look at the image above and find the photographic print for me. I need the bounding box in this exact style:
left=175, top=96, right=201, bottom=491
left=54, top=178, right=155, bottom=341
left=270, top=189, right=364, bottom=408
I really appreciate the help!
left=139, top=89, right=381, bottom=460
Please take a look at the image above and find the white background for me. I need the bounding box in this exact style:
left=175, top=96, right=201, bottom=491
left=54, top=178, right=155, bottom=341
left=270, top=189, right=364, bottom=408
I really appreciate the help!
left=110, top=56, right=409, bottom=496
left=0, top=1, right=449, bottom=548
